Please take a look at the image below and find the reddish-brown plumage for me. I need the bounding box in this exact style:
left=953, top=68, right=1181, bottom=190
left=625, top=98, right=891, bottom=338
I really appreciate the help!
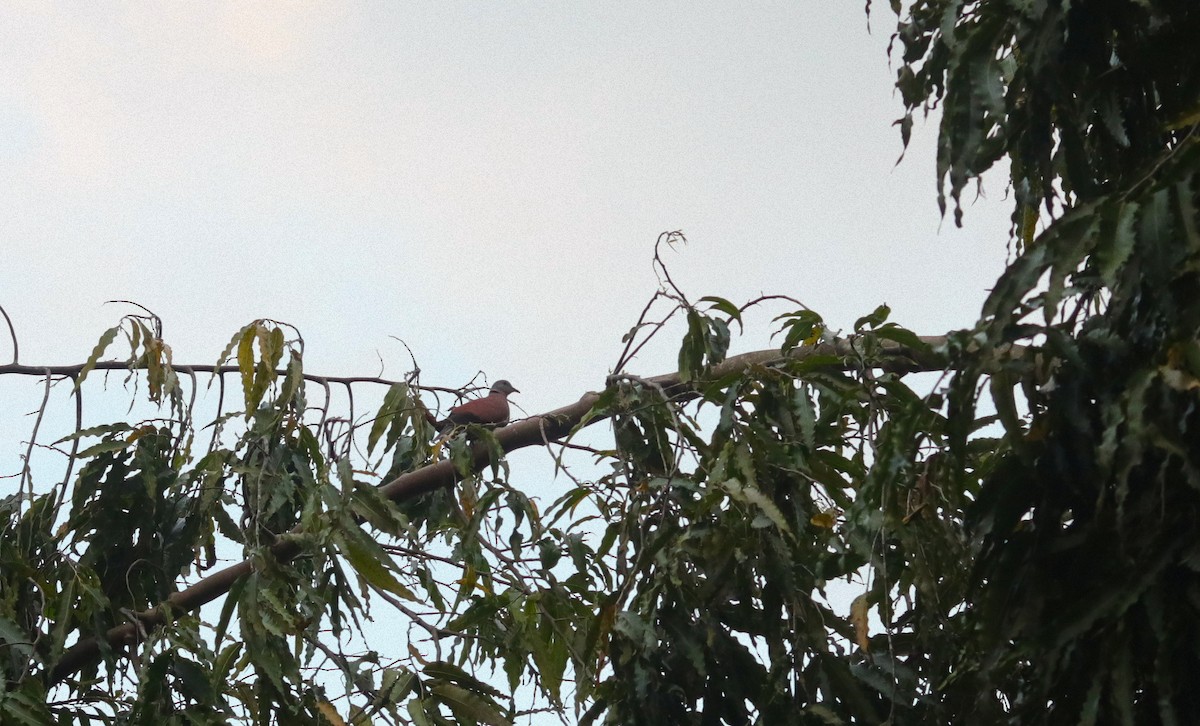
left=437, top=380, right=519, bottom=431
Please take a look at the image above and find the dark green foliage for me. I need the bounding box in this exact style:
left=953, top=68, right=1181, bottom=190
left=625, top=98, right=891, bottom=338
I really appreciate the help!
left=586, top=313, right=979, bottom=725
left=881, top=0, right=1200, bottom=721
left=589, top=1, right=1200, bottom=721
left=888, top=0, right=1199, bottom=234
left=941, top=128, right=1200, bottom=724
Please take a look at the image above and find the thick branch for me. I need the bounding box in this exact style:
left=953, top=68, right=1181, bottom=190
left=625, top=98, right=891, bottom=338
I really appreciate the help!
left=46, top=336, right=949, bottom=685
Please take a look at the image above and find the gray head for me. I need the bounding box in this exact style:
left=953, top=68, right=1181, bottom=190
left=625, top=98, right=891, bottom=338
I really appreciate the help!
left=490, top=380, right=520, bottom=396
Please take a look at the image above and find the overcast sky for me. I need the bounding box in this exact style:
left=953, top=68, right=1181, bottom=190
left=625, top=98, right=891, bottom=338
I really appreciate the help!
left=2, top=2, right=1011, bottom=401
left=2, top=4, right=1011, bottom=716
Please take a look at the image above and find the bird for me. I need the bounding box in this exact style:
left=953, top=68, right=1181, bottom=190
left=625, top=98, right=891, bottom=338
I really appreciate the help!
left=431, top=380, right=520, bottom=432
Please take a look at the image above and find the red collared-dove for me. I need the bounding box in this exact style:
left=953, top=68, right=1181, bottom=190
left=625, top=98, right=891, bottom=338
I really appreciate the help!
left=433, top=380, right=519, bottom=432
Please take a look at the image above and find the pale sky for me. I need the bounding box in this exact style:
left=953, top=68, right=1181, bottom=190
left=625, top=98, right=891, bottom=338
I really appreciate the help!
left=2, top=2, right=1010, bottom=401
left=2, top=3, right=1011, bottom=718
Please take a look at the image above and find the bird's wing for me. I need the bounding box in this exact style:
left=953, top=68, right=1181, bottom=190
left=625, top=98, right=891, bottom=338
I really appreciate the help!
left=441, top=395, right=509, bottom=427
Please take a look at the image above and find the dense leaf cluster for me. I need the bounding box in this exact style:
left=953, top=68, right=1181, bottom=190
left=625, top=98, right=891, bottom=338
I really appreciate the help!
left=3, top=306, right=976, bottom=725
left=0, top=319, right=554, bottom=724
left=885, top=0, right=1200, bottom=721
left=588, top=308, right=981, bottom=724
left=888, top=0, right=1198, bottom=233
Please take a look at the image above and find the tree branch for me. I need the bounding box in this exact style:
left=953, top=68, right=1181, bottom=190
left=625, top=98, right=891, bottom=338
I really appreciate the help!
left=46, top=336, right=950, bottom=685
left=0, top=361, right=417, bottom=389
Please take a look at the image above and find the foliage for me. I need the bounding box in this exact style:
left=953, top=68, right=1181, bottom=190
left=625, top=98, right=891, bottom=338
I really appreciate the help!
left=883, top=0, right=1200, bottom=721
left=585, top=306, right=980, bottom=724
left=2, top=1, right=1198, bottom=724
left=2, top=302, right=975, bottom=725
left=1, top=317, right=533, bottom=724
left=888, top=0, right=1199, bottom=235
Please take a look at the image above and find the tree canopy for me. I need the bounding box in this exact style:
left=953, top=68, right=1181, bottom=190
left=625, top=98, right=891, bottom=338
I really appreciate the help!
left=2, top=1, right=1199, bottom=723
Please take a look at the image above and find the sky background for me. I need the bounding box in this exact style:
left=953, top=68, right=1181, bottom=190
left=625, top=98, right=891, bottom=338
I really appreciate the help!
left=2, top=3, right=1011, bottom=397
left=1, top=2, right=1013, bottom=720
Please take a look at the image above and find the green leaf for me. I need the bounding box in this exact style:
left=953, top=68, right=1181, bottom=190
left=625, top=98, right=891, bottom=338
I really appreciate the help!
left=854, top=304, right=891, bottom=332
left=773, top=309, right=823, bottom=353
left=368, top=384, right=410, bottom=455
left=339, top=530, right=418, bottom=602
left=406, top=698, right=433, bottom=726
left=678, top=309, right=708, bottom=383
left=212, top=641, right=243, bottom=686
left=724, top=478, right=792, bottom=539
left=428, top=682, right=511, bottom=726
left=699, top=295, right=743, bottom=331
left=75, top=325, right=120, bottom=390
left=277, top=351, right=306, bottom=407
left=215, top=574, right=249, bottom=646
left=871, top=324, right=928, bottom=353
left=0, top=615, right=33, bottom=664
left=1095, top=201, right=1138, bottom=288
left=237, top=323, right=257, bottom=413
left=54, top=422, right=133, bottom=444
left=382, top=667, right=418, bottom=704
left=530, top=612, right=569, bottom=704
left=172, top=657, right=215, bottom=704
left=75, top=437, right=136, bottom=459
left=423, top=661, right=503, bottom=698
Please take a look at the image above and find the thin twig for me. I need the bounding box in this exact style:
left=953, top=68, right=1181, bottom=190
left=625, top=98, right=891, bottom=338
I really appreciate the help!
left=0, top=304, right=17, bottom=365
left=20, top=370, right=55, bottom=506
left=56, top=374, right=84, bottom=512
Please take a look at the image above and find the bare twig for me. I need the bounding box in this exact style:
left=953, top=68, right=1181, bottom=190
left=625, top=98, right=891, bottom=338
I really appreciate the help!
left=20, top=370, right=56, bottom=506
left=0, top=304, right=17, bottom=365
left=56, top=375, right=84, bottom=512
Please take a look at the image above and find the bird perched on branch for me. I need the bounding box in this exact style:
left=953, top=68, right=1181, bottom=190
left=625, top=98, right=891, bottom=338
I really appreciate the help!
left=430, top=380, right=520, bottom=433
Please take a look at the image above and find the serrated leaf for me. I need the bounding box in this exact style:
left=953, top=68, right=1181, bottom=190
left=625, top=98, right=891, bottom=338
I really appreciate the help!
left=75, top=325, right=120, bottom=390
left=75, top=438, right=135, bottom=459
left=794, top=387, right=817, bottom=449
left=1095, top=201, right=1138, bottom=288
left=340, top=531, right=417, bottom=602
left=368, top=384, right=410, bottom=455
left=737, top=482, right=792, bottom=539
left=428, top=682, right=510, bottom=726
left=237, top=324, right=257, bottom=413
left=55, top=422, right=134, bottom=445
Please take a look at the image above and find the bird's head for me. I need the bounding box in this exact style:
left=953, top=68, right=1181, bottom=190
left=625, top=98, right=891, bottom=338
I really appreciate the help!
left=490, top=380, right=520, bottom=396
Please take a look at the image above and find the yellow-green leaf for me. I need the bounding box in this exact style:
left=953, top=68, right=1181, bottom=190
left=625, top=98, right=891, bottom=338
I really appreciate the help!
left=850, top=594, right=870, bottom=653
left=316, top=701, right=346, bottom=725
left=76, top=325, right=120, bottom=390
